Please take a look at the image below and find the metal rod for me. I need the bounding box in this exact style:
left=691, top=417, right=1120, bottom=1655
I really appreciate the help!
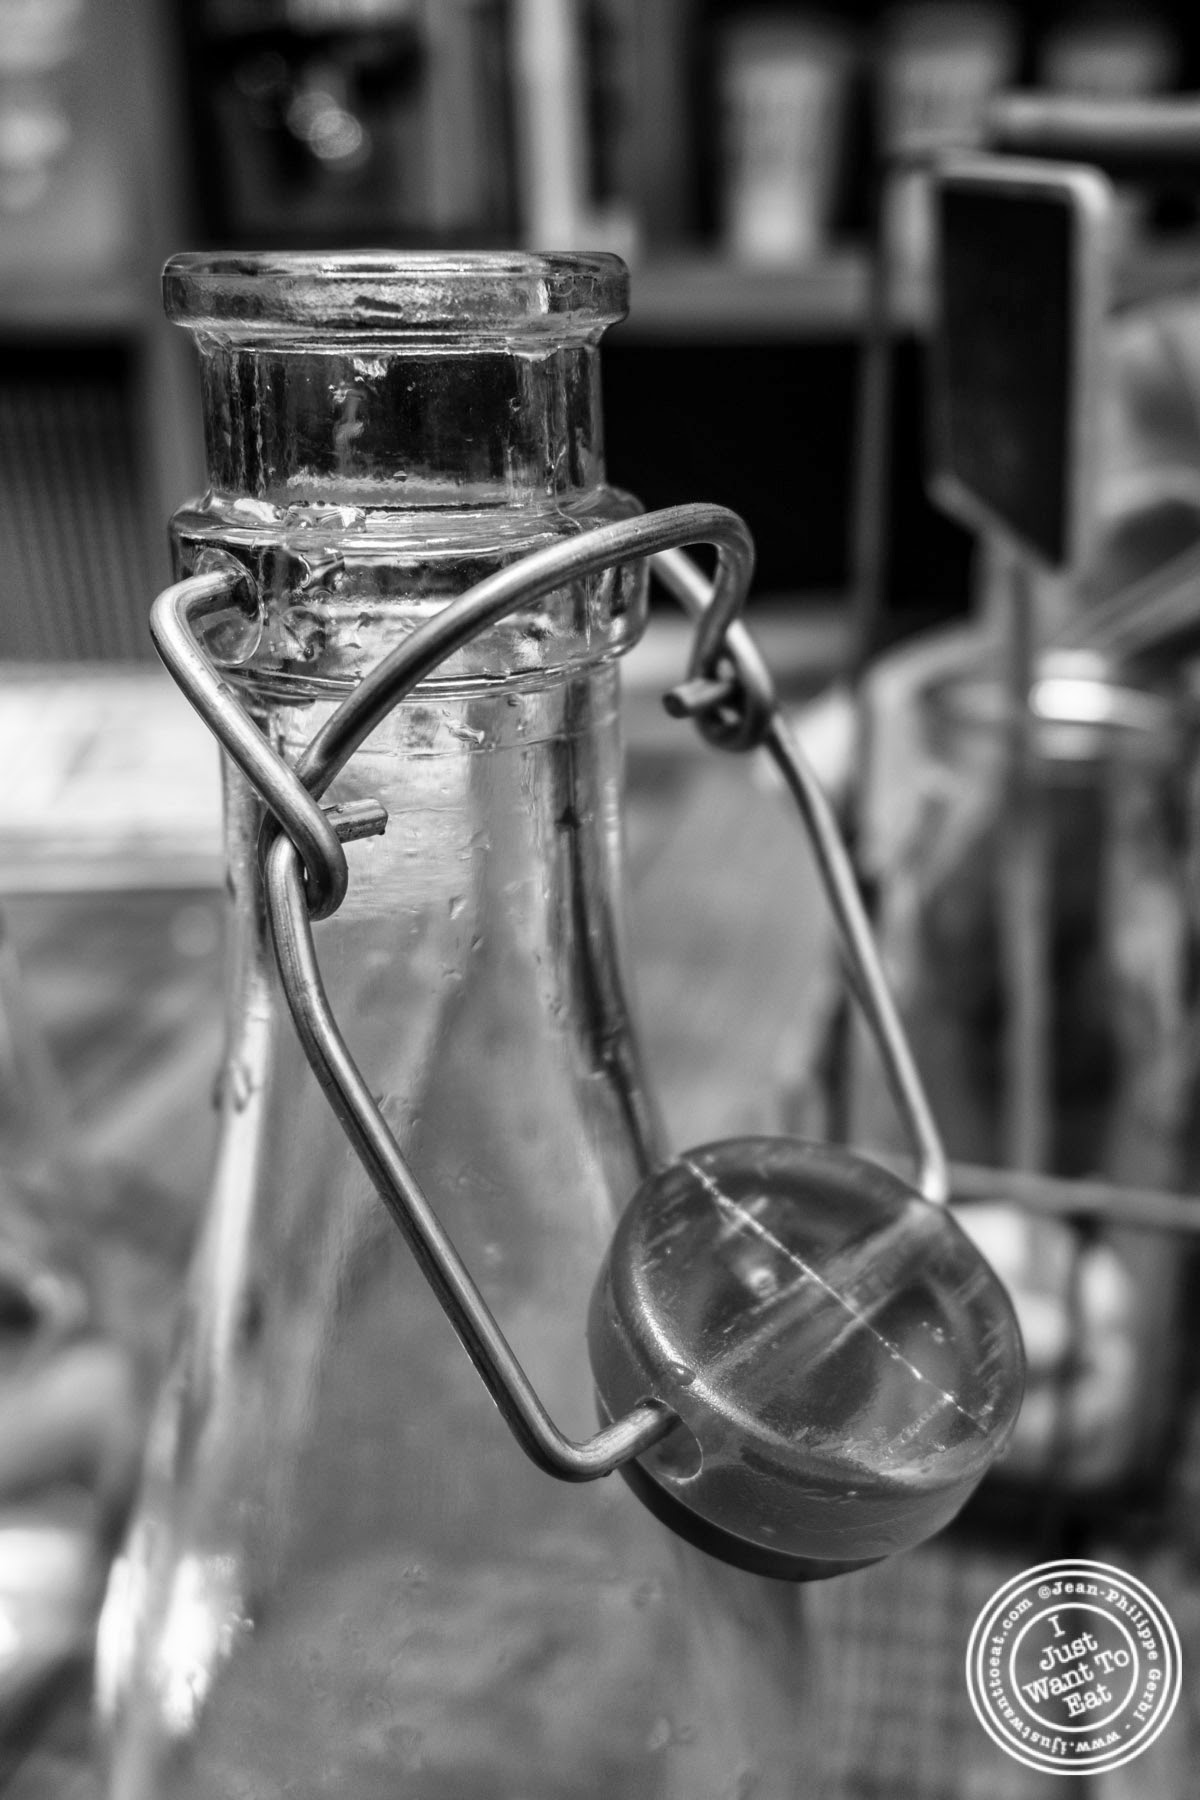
left=986, top=93, right=1200, bottom=176
left=294, top=504, right=761, bottom=802
left=249, top=507, right=761, bottom=1483
left=950, top=1160, right=1200, bottom=1238
left=153, top=502, right=952, bottom=1482
left=648, top=544, right=777, bottom=749
left=150, top=570, right=351, bottom=920
left=999, top=557, right=1052, bottom=1174
left=847, top=167, right=896, bottom=683
left=866, top=1149, right=1200, bottom=1239
left=264, top=831, right=676, bottom=1483
left=1052, top=533, right=1200, bottom=663
left=649, top=545, right=948, bottom=1205
left=761, top=712, right=949, bottom=1206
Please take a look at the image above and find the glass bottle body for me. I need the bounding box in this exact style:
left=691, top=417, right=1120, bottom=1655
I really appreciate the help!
left=97, top=254, right=811, bottom=1799
left=841, top=654, right=1194, bottom=1498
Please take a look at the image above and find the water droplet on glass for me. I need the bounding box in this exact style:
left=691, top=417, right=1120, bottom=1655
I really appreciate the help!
left=740, top=1260, right=778, bottom=1301
left=230, top=497, right=284, bottom=526
left=192, top=551, right=263, bottom=665
left=280, top=607, right=327, bottom=664
left=218, top=1059, right=255, bottom=1113
left=445, top=719, right=486, bottom=749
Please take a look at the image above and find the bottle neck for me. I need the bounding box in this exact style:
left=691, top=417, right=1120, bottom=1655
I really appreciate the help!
left=220, top=657, right=658, bottom=1206
left=193, top=337, right=607, bottom=511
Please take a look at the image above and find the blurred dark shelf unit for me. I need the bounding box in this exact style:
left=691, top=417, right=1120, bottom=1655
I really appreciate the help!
left=609, top=0, right=1200, bottom=649
left=8, top=0, right=1200, bottom=666
left=620, top=250, right=909, bottom=340
left=3, top=224, right=1195, bottom=345
left=604, top=338, right=859, bottom=600
left=609, top=222, right=1200, bottom=645
left=603, top=325, right=975, bottom=642
left=179, top=0, right=518, bottom=249
left=619, top=234, right=1200, bottom=339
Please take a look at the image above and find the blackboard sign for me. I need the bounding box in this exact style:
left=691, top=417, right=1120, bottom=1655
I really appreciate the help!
left=927, top=157, right=1113, bottom=572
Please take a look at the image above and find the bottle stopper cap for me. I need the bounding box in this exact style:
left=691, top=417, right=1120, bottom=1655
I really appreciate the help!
left=589, top=1137, right=1025, bottom=1580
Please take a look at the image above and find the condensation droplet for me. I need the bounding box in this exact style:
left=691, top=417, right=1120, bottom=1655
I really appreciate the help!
left=445, top=719, right=486, bottom=748
left=280, top=607, right=327, bottom=664
left=216, top=1059, right=256, bottom=1113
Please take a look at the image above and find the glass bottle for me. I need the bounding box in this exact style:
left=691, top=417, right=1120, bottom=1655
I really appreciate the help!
left=96, top=252, right=813, bottom=1799
left=842, top=648, right=1193, bottom=1502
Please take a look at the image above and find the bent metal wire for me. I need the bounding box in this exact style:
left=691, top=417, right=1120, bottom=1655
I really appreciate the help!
left=149, top=501, right=949, bottom=1485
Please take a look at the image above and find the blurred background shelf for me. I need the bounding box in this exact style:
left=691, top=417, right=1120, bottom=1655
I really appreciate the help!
left=621, top=234, right=1200, bottom=341
left=4, top=0, right=1200, bottom=663
left=0, top=278, right=146, bottom=338
left=618, top=248, right=891, bottom=339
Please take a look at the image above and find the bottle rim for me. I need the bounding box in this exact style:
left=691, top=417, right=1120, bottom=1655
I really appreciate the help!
left=924, top=651, right=1180, bottom=768
left=162, top=250, right=630, bottom=342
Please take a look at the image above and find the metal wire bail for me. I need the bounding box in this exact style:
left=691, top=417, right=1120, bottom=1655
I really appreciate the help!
left=148, top=502, right=949, bottom=1491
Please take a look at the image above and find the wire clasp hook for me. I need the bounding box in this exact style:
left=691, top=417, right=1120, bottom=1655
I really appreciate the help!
left=149, top=503, right=948, bottom=1492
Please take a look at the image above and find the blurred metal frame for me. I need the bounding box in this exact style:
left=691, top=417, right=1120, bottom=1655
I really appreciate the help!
left=847, top=91, right=1200, bottom=680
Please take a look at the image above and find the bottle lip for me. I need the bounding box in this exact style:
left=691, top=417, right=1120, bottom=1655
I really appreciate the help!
left=162, top=250, right=630, bottom=342
left=925, top=653, right=1179, bottom=767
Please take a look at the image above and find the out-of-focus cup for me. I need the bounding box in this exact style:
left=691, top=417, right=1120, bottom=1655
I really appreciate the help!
left=717, top=13, right=856, bottom=266
left=832, top=643, right=1197, bottom=1500
left=1037, top=7, right=1181, bottom=252
left=876, top=2, right=1020, bottom=290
